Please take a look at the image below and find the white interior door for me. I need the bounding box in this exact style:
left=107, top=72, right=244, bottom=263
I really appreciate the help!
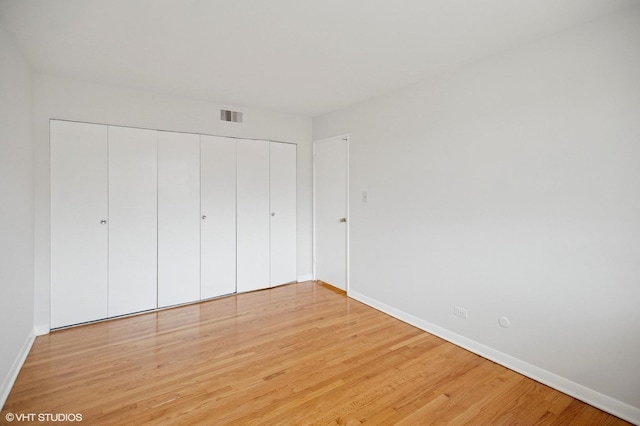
left=270, top=142, right=297, bottom=287
left=157, top=131, right=201, bottom=307
left=108, top=126, right=157, bottom=317
left=237, top=139, right=270, bottom=292
left=50, top=120, right=108, bottom=328
left=314, top=136, right=348, bottom=291
left=200, top=135, right=237, bottom=299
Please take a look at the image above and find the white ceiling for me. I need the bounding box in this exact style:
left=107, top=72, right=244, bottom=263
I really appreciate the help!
left=0, top=0, right=637, bottom=116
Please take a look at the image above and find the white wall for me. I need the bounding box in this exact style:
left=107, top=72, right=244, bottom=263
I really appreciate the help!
left=0, top=25, right=35, bottom=407
left=314, top=6, right=640, bottom=422
left=33, top=75, right=313, bottom=331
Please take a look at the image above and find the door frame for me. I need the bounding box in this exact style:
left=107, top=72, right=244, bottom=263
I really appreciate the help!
left=312, top=134, right=350, bottom=293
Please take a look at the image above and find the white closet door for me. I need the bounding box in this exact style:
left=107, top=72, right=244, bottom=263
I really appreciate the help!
left=50, top=120, right=108, bottom=328
left=108, top=126, right=157, bottom=317
left=314, top=136, right=348, bottom=291
left=237, top=139, right=270, bottom=292
left=270, top=142, right=297, bottom=287
left=201, top=135, right=237, bottom=299
left=157, top=131, right=201, bottom=307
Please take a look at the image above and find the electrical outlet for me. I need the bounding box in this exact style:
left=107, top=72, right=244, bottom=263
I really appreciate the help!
left=454, top=306, right=468, bottom=319
left=362, top=191, right=368, bottom=203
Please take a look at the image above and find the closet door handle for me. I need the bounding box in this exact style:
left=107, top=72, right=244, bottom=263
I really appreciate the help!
left=202, top=215, right=207, bottom=220
left=100, top=220, right=107, bottom=225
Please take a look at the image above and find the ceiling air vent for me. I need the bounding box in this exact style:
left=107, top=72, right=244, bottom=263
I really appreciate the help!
left=220, top=109, right=243, bottom=123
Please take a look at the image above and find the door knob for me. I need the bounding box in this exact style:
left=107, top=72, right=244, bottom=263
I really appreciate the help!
left=340, top=218, right=347, bottom=223
left=100, top=220, right=107, bottom=225
left=271, top=212, right=275, bottom=217
left=202, top=215, right=207, bottom=220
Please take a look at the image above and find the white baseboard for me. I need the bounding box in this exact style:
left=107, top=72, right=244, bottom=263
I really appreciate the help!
left=0, top=329, right=35, bottom=410
left=348, top=289, right=640, bottom=425
left=297, top=273, right=314, bottom=282
left=34, top=324, right=50, bottom=336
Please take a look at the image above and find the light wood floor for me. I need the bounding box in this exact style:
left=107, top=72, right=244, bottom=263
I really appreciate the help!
left=2, top=281, right=629, bottom=425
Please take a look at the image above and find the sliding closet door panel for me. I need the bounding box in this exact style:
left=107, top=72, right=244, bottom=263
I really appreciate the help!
left=50, top=120, right=108, bottom=328
left=270, top=142, right=297, bottom=286
left=108, top=126, right=158, bottom=317
left=236, top=139, right=270, bottom=292
left=157, top=131, right=201, bottom=307
left=200, top=135, right=236, bottom=299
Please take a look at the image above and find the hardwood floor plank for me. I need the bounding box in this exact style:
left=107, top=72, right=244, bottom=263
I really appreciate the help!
left=1, top=281, right=630, bottom=425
